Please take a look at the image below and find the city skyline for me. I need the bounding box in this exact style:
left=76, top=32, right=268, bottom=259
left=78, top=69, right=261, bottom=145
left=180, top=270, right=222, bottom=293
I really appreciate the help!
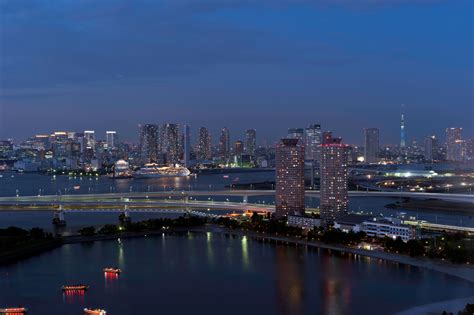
left=0, top=1, right=473, bottom=314
left=1, top=0, right=472, bottom=142
left=4, top=121, right=471, bottom=149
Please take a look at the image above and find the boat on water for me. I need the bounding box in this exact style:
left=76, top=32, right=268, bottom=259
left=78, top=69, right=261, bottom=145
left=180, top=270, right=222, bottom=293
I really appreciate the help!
left=134, top=163, right=191, bottom=178
left=0, top=307, right=28, bottom=314
left=103, top=267, right=121, bottom=274
left=84, top=308, right=106, bottom=315
left=62, top=285, right=89, bottom=292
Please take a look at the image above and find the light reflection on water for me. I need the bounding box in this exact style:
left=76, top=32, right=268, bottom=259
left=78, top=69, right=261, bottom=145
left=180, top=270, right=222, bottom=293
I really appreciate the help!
left=0, top=233, right=474, bottom=315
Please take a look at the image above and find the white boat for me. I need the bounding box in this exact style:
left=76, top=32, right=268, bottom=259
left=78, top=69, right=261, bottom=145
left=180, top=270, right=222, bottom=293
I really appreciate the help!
left=134, top=164, right=191, bottom=178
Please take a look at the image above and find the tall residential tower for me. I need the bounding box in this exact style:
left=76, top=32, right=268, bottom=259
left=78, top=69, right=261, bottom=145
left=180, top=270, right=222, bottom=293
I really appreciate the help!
left=320, top=135, right=349, bottom=226
left=275, top=139, right=305, bottom=218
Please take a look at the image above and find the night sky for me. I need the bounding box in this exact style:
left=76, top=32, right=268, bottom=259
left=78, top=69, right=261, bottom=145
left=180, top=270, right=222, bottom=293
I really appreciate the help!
left=0, top=0, right=472, bottom=145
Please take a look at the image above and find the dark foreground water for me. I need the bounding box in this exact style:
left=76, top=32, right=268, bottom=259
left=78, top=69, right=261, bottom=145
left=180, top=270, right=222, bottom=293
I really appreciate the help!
left=1, top=232, right=473, bottom=315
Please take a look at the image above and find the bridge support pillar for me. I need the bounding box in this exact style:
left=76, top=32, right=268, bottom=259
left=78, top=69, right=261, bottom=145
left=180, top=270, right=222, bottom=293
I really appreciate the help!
left=243, top=195, right=248, bottom=204
left=119, top=205, right=131, bottom=224
left=52, top=206, right=66, bottom=227
left=184, top=196, right=189, bottom=203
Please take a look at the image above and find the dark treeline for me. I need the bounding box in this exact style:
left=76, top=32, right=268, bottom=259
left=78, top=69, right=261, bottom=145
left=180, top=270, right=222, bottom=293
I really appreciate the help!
left=78, top=216, right=207, bottom=236
left=0, top=226, right=54, bottom=252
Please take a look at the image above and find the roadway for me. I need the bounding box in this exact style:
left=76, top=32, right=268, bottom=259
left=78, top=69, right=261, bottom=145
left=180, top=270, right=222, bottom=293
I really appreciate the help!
left=0, top=198, right=274, bottom=212
left=0, top=190, right=472, bottom=203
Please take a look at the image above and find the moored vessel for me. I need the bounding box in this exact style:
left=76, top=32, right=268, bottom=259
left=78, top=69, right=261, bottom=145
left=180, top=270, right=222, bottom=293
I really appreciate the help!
left=134, top=163, right=191, bottom=178
left=62, top=285, right=89, bottom=292
left=103, top=267, right=121, bottom=274
left=0, top=307, right=28, bottom=314
left=84, top=308, right=106, bottom=315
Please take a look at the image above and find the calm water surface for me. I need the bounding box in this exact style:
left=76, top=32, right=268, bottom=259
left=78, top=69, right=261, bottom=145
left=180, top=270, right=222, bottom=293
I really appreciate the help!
left=1, top=232, right=474, bottom=315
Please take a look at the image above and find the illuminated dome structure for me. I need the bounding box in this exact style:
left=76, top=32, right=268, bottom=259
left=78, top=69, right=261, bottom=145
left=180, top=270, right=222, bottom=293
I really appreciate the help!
left=112, top=160, right=132, bottom=178
left=115, top=160, right=130, bottom=172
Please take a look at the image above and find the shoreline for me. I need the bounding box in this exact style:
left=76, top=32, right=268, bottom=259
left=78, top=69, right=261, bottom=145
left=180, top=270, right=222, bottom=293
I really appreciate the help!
left=2, top=225, right=473, bottom=284
left=193, top=226, right=474, bottom=284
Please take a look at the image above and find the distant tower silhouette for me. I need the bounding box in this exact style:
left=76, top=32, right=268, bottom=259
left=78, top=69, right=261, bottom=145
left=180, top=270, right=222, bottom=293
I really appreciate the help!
left=400, top=104, right=406, bottom=150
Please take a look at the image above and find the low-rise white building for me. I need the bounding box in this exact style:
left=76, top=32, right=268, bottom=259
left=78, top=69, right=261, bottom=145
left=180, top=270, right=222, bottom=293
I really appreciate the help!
left=334, top=214, right=374, bottom=233
left=362, top=218, right=415, bottom=242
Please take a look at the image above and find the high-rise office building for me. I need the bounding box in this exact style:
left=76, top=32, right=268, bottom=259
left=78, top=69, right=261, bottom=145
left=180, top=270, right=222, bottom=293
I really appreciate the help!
left=465, top=139, right=474, bottom=161
left=197, top=127, right=212, bottom=160
left=139, top=124, right=159, bottom=163
left=304, top=124, right=322, bottom=162
left=452, top=140, right=466, bottom=162
left=363, top=128, right=379, bottom=164
left=275, top=139, right=305, bottom=218
left=287, top=128, right=305, bottom=143
left=424, top=135, right=438, bottom=161
left=106, top=131, right=118, bottom=150
left=84, top=130, right=95, bottom=151
left=245, top=129, right=257, bottom=157
left=163, top=123, right=180, bottom=164
left=219, top=127, right=230, bottom=161
left=446, top=127, right=463, bottom=161
left=234, top=140, right=244, bottom=156
left=320, top=135, right=349, bottom=226
left=183, top=125, right=191, bottom=167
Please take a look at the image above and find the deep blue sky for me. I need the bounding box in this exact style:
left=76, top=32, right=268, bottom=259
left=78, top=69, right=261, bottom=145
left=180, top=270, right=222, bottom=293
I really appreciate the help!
left=0, top=0, right=472, bottom=145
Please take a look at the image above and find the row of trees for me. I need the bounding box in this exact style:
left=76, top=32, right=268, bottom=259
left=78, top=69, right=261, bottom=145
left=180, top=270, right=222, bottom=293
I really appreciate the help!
left=0, top=227, right=53, bottom=251
left=215, top=213, right=473, bottom=264
left=78, top=215, right=207, bottom=236
left=442, top=303, right=474, bottom=315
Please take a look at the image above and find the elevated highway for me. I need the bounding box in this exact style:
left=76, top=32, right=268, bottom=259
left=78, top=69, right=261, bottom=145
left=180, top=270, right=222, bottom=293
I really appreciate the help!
left=0, top=190, right=472, bottom=203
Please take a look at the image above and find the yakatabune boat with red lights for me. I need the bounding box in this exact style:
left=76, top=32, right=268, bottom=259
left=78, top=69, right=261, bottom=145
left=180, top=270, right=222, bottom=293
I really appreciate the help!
left=61, top=285, right=89, bottom=291
left=84, top=308, right=106, bottom=315
left=0, top=307, right=28, bottom=314
left=103, top=267, right=121, bottom=274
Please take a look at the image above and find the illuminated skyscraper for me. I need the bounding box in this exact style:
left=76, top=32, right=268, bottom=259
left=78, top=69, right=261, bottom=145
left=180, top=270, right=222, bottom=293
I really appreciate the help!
left=287, top=128, right=304, bottom=143
left=183, top=125, right=191, bottom=167
left=234, top=140, right=244, bottom=156
left=446, top=127, right=463, bottom=161
left=106, top=131, right=118, bottom=150
left=219, top=127, right=230, bottom=161
left=363, top=128, right=379, bottom=164
left=320, top=135, right=349, bottom=226
left=84, top=130, right=95, bottom=151
left=163, top=123, right=180, bottom=164
left=139, top=124, right=159, bottom=163
left=245, top=129, right=257, bottom=157
left=304, top=124, right=322, bottom=162
left=197, top=127, right=212, bottom=160
left=275, top=139, right=305, bottom=218
left=465, top=139, right=474, bottom=161
left=424, top=135, right=438, bottom=161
